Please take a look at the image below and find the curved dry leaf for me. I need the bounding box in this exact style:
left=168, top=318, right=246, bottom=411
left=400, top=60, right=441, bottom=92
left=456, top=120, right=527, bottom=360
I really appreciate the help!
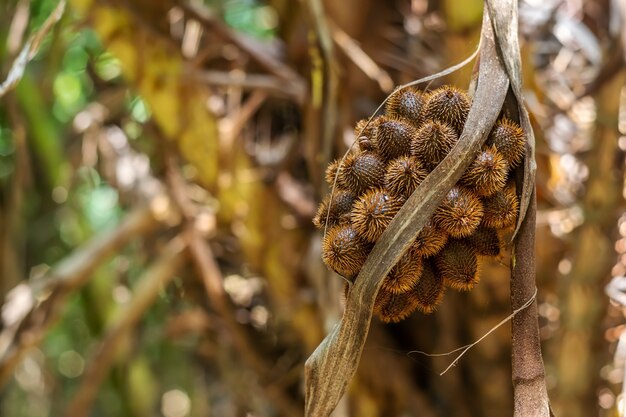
left=485, top=0, right=537, bottom=237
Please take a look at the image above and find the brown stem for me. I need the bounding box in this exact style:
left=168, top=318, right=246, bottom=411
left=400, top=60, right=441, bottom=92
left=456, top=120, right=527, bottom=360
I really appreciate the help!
left=510, top=190, right=551, bottom=416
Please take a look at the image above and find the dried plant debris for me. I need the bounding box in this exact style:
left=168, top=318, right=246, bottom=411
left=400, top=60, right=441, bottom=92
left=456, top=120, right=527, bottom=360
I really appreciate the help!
left=316, top=84, right=524, bottom=322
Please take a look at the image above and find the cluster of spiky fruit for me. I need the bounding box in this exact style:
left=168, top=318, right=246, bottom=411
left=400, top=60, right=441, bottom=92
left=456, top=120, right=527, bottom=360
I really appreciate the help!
left=313, top=85, right=526, bottom=323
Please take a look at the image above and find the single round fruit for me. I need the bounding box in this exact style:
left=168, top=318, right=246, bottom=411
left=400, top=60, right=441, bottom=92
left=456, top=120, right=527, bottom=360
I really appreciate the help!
left=385, top=87, right=425, bottom=126
left=433, top=186, right=484, bottom=238
left=374, top=117, right=416, bottom=161
left=338, top=152, right=386, bottom=194
left=482, top=185, right=519, bottom=229
left=384, top=155, right=428, bottom=199
left=322, top=224, right=371, bottom=279
left=460, top=146, right=508, bottom=197
left=381, top=250, right=424, bottom=294
left=465, top=227, right=502, bottom=256
left=411, top=220, right=449, bottom=258
left=487, top=118, right=526, bottom=167
left=352, top=188, right=404, bottom=242
left=313, top=190, right=356, bottom=229
left=411, top=120, right=458, bottom=169
left=374, top=287, right=420, bottom=323
left=421, top=85, right=471, bottom=134
left=411, top=261, right=445, bottom=314
left=435, top=240, right=479, bottom=291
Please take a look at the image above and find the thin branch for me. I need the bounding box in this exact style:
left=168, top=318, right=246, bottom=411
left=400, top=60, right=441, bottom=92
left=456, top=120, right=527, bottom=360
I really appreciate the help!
left=0, top=0, right=66, bottom=98
left=306, top=0, right=341, bottom=184
left=439, top=287, right=537, bottom=375
left=329, top=20, right=394, bottom=93
left=0, top=205, right=161, bottom=387
left=177, top=0, right=306, bottom=102
left=304, top=14, right=509, bottom=416
left=64, top=236, right=188, bottom=417
left=193, top=70, right=304, bottom=103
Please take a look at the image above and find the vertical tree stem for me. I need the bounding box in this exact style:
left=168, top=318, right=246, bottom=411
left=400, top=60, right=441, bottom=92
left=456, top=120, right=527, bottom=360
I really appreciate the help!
left=511, top=190, right=551, bottom=416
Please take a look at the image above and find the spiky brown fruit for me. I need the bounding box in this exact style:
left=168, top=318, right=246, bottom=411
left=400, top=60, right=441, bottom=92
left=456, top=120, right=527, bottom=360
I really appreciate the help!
left=421, top=85, right=471, bottom=134
left=313, top=190, right=356, bottom=229
left=487, top=118, right=526, bottom=167
left=411, top=120, right=458, bottom=169
left=374, top=117, right=416, bottom=161
left=354, top=118, right=378, bottom=151
left=435, top=240, right=479, bottom=291
left=482, top=185, right=519, bottom=229
left=374, top=287, right=420, bottom=323
left=411, top=261, right=444, bottom=314
left=381, top=251, right=424, bottom=294
left=357, top=136, right=375, bottom=152
left=355, top=118, right=376, bottom=140
left=352, top=188, right=404, bottom=242
left=411, top=220, right=449, bottom=258
left=460, top=146, right=508, bottom=197
left=325, top=159, right=341, bottom=186
left=338, top=152, right=386, bottom=194
left=465, top=227, right=501, bottom=256
left=385, top=87, right=425, bottom=126
left=433, top=186, right=484, bottom=238
left=322, top=224, right=371, bottom=279
left=384, top=155, right=428, bottom=199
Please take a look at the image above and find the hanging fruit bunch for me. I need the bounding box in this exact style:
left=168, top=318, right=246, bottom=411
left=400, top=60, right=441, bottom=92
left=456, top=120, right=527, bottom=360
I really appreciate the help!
left=313, top=85, right=526, bottom=323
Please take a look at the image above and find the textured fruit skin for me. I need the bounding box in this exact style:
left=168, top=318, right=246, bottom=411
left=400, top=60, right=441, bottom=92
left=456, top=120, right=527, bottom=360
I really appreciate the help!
left=435, top=240, right=479, bottom=291
left=433, top=186, right=484, bottom=238
left=385, top=87, right=425, bottom=125
left=384, top=155, right=428, bottom=199
left=411, top=261, right=444, bottom=314
left=411, top=221, right=448, bottom=258
left=466, top=227, right=501, bottom=256
left=354, top=118, right=378, bottom=152
left=374, top=287, right=421, bottom=323
left=381, top=251, right=423, bottom=294
left=487, top=118, right=526, bottom=167
left=351, top=188, right=404, bottom=242
left=411, top=120, right=458, bottom=169
left=460, top=146, right=508, bottom=197
left=374, top=117, right=416, bottom=161
left=322, top=224, right=371, bottom=279
left=421, top=85, right=471, bottom=134
left=354, top=118, right=377, bottom=140
left=338, top=152, right=386, bottom=194
left=482, top=184, right=519, bottom=229
left=357, top=136, right=376, bottom=152
left=313, top=190, right=356, bottom=229
left=325, top=159, right=341, bottom=186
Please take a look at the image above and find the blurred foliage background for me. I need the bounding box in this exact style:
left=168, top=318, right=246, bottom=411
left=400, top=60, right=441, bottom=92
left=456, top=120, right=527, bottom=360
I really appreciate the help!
left=1, top=0, right=626, bottom=416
